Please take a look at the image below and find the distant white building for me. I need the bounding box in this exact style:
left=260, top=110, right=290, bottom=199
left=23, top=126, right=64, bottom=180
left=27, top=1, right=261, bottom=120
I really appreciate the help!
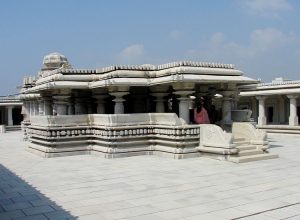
left=0, top=95, right=23, bottom=130
left=239, top=77, right=300, bottom=134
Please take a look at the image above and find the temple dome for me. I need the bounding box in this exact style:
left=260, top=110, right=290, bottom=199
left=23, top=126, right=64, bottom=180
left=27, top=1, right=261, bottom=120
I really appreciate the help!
left=42, top=52, right=70, bottom=70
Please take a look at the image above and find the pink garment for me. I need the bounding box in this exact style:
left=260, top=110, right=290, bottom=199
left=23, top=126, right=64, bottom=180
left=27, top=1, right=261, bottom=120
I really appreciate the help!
left=194, top=107, right=210, bottom=124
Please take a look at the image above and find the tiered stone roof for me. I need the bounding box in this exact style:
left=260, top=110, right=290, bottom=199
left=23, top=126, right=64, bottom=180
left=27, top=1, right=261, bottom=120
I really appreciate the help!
left=0, top=95, right=22, bottom=104
left=23, top=60, right=239, bottom=85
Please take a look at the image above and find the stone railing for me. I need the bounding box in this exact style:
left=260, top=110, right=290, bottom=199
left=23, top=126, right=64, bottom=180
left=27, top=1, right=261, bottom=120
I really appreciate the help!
left=197, top=124, right=237, bottom=156
left=26, top=113, right=200, bottom=159
left=232, top=122, right=268, bottom=151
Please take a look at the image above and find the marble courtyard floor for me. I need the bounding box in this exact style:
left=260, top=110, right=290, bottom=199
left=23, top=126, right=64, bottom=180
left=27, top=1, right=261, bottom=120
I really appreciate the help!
left=0, top=131, right=300, bottom=220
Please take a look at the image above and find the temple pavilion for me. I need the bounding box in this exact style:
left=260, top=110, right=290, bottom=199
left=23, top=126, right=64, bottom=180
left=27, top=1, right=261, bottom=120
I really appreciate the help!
left=20, top=52, right=277, bottom=162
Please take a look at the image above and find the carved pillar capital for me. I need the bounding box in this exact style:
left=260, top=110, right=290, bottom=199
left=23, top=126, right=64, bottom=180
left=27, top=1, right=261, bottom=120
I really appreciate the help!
left=256, top=95, right=267, bottom=101
left=110, top=91, right=129, bottom=114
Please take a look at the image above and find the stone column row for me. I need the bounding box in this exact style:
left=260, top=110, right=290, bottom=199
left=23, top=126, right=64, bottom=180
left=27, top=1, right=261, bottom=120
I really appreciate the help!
left=21, top=89, right=240, bottom=126
left=256, top=95, right=299, bottom=126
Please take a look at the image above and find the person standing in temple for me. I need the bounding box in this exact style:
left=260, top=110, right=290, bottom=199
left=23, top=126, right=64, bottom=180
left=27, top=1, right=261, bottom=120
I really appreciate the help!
left=194, top=97, right=210, bottom=124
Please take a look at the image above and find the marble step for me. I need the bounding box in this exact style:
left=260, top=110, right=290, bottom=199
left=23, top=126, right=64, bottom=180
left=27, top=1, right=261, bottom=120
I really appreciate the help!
left=6, top=125, right=21, bottom=131
left=233, top=140, right=249, bottom=145
left=229, top=153, right=279, bottom=163
left=238, top=149, right=263, bottom=157
left=236, top=145, right=257, bottom=151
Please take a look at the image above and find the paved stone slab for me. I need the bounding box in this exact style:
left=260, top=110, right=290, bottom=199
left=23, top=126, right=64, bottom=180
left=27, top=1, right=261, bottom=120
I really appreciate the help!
left=22, top=205, right=55, bottom=216
left=11, top=194, right=41, bottom=203
left=0, top=131, right=300, bottom=219
left=14, top=214, right=49, bottom=220
left=0, top=210, right=25, bottom=220
left=3, top=201, right=32, bottom=211
left=44, top=210, right=77, bottom=220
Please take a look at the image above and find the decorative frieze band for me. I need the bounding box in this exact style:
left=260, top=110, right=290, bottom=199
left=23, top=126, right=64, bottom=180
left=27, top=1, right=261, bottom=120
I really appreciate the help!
left=27, top=125, right=200, bottom=139
left=24, top=60, right=236, bottom=83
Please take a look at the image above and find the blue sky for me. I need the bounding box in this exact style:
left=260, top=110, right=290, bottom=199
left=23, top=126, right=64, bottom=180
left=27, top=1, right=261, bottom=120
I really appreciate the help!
left=1, top=0, right=300, bottom=95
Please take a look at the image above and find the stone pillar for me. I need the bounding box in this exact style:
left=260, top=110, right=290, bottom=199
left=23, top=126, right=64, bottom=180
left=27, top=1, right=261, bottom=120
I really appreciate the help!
left=6, top=106, right=13, bottom=126
left=251, top=98, right=258, bottom=122
left=53, top=96, right=69, bottom=115
left=174, top=90, right=193, bottom=124
left=34, top=101, right=39, bottom=116
left=256, top=96, right=267, bottom=126
left=29, top=101, right=33, bottom=116
left=93, top=95, right=108, bottom=114
left=222, top=91, right=233, bottom=125
left=152, top=93, right=167, bottom=113
left=30, top=101, right=35, bottom=116
left=232, top=92, right=240, bottom=110
left=287, top=95, right=298, bottom=126
left=38, top=100, right=44, bottom=116
left=22, top=101, right=30, bottom=120
left=110, top=92, right=128, bottom=114
left=278, top=96, right=285, bottom=124
left=44, top=99, right=52, bottom=116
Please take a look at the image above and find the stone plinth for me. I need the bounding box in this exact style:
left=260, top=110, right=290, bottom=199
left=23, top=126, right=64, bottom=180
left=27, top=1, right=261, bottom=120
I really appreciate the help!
left=27, top=113, right=201, bottom=159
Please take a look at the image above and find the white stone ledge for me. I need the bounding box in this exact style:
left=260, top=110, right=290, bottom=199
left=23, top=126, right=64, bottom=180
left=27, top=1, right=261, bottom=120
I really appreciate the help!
left=30, top=113, right=187, bottom=127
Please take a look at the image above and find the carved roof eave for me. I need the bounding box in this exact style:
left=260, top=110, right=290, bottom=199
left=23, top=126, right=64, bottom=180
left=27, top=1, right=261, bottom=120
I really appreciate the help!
left=19, top=93, right=41, bottom=100
left=240, top=82, right=300, bottom=91
left=0, top=97, right=20, bottom=101
left=35, top=66, right=245, bottom=84
left=0, top=102, right=23, bottom=106
left=240, top=87, right=300, bottom=96
left=24, top=74, right=257, bottom=93
left=23, top=82, right=89, bottom=94
left=0, top=95, right=22, bottom=104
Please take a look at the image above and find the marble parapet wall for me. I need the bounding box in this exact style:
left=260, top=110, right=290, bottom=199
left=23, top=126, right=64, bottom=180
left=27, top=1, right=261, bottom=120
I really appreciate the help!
left=26, top=114, right=273, bottom=161
left=27, top=113, right=202, bottom=159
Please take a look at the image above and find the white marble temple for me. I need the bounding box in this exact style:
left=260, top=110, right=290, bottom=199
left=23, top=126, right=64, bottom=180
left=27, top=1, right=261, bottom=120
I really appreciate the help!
left=19, top=52, right=278, bottom=161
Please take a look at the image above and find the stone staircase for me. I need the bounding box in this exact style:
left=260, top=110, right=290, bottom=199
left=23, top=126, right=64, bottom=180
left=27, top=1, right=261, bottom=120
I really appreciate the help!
left=6, top=125, right=21, bottom=131
left=229, top=139, right=278, bottom=163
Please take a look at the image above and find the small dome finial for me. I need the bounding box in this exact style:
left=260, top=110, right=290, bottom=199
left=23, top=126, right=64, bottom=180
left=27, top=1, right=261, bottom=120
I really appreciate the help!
left=42, top=52, right=71, bottom=70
